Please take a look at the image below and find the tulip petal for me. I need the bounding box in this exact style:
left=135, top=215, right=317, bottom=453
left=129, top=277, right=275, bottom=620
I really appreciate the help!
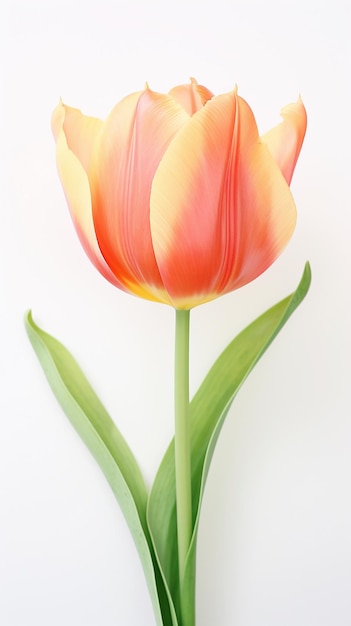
left=51, top=102, right=125, bottom=288
left=91, top=88, right=189, bottom=303
left=260, top=98, right=307, bottom=184
left=150, top=90, right=297, bottom=308
left=169, top=78, right=213, bottom=115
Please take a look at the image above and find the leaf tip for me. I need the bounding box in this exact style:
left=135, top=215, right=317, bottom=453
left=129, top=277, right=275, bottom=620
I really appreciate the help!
left=302, top=260, right=312, bottom=290
left=24, top=309, right=35, bottom=329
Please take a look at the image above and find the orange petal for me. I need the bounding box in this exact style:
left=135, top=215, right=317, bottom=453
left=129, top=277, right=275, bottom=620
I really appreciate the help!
left=150, top=90, right=297, bottom=308
left=91, top=87, right=189, bottom=302
left=168, top=78, right=213, bottom=115
left=51, top=101, right=125, bottom=288
left=260, top=97, right=307, bottom=184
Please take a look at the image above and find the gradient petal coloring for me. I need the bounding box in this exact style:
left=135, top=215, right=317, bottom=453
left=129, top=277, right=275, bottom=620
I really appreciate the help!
left=168, top=77, right=214, bottom=115
left=260, top=97, right=307, bottom=184
left=150, top=89, right=297, bottom=308
left=90, top=88, right=189, bottom=303
left=52, top=81, right=306, bottom=309
left=51, top=101, right=125, bottom=288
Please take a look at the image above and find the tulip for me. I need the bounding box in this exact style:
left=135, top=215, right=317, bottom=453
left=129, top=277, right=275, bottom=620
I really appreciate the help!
left=48, top=80, right=309, bottom=626
left=52, top=80, right=306, bottom=310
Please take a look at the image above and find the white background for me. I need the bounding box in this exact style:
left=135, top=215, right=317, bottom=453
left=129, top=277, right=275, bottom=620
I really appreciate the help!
left=1, top=0, right=351, bottom=624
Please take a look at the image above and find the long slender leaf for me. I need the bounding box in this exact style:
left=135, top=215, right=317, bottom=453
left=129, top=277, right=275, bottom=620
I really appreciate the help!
left=147, top=263, right=311, bottom=625
left=25, top=312, right=177, bottom=626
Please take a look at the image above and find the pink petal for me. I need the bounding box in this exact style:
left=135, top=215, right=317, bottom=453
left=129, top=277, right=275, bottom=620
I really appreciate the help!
left=169, top=78, right=213, bottom=115
left=90, top=87, right=189, bottom=303
left=260, top=97, right=307, bottom=184
left=150, top=89, right=297, bottom=308
left=51, top=101, right=125, bottom=288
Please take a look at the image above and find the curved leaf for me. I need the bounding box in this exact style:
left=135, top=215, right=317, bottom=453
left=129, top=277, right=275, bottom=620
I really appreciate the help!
left=147, top=262, right=311, bottom=625
left=25, top=312, right=177, bottom=626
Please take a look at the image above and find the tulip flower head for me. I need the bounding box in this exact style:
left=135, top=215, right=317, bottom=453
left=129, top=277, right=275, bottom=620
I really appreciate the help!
left=52, top=79, right=306, bottom=309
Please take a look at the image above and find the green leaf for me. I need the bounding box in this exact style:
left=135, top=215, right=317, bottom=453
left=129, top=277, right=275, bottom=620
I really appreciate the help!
left=147, top=263, right=311, bottom=626
left=24, top=311, right=178, bottom=626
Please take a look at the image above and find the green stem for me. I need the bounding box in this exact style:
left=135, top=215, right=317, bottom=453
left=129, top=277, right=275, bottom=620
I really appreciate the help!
left=174, top=308, right=192, bottom=590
